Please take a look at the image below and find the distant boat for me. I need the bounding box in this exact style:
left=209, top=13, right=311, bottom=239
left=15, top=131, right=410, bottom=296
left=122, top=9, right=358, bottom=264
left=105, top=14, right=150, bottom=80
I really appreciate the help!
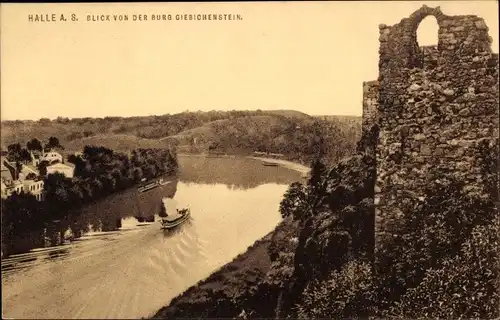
left=159, top=179, right=170, bottom=186
left=262, top=162, right=279, bottom=167
left=138, top=178, right=168, bottom=193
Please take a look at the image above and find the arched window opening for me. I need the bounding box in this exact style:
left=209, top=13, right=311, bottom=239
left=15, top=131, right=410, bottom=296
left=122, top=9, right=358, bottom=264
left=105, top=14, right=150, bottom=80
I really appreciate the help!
left=415, top=16, right=439, bottom=69
left=416, top=16, right=439, bottom=47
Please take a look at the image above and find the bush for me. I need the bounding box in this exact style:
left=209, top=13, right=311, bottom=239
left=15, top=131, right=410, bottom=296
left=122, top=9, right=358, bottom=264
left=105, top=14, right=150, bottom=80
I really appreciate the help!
left=389, top=219, right=499, bottom=319
left=295, top=260, right=373, bottom=319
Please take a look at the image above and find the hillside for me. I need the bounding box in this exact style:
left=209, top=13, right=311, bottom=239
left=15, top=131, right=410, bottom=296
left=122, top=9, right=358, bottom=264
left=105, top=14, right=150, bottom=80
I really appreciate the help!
left=63, top=134, right=170, bottom=153
left=153, top=136, right=499, bottom=319
left=314, top=115, right=362, bottom=125
left=1, top=110, right=362, bottom=165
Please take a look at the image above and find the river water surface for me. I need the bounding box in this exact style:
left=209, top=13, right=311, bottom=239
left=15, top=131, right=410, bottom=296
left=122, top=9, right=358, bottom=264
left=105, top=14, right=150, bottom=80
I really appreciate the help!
left=1, top=155, right=302, bottom=319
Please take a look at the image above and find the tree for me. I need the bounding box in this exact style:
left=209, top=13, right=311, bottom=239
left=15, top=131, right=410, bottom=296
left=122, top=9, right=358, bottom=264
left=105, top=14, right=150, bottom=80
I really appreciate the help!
left=19, top=148, right=31, bottom=164
left=68, top=184, right=85, bottom=207
left=7, top=143, right=22, bottom=161
left=133, top=167, right=144, bottom=182
left=14, top=161, right=23, bottom=180
left=308, top=159, right=326, bottom=191
left=304, top=158, right=329, bottom=216
left=159, top=203, right=168, bottom=217
left=45, top=136, right=63, bottom=151
left=43, top=172, right=73, bottom=218
left=2, top=191, right=46, bottom=235
left=26, top=138, right=43, bottom=152
left=67, top=154, right=86, bottom=178
left=308, top=120, right=328, bottom=160
left=38, top=160, right=49, bottom=176
left=279, top=182, right=308, bottom=220
left=25, top=172, right=37, bottom=180
left=100, top=175, right=116, bottom=194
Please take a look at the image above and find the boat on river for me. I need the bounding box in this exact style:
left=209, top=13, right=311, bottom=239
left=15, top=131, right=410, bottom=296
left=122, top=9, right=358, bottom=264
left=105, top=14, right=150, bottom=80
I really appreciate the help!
left=262, top=162, right=279, bottom=167
left=138, top=178, right=168, bottom=193
left=160, top=208, right=191, bottom=229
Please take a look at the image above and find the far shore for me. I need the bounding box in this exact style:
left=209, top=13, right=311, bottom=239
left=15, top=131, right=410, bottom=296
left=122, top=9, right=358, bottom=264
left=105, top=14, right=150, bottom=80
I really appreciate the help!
left=177, top=152, right=311, bottom=175
left=246, top=156, right=311, bottom=174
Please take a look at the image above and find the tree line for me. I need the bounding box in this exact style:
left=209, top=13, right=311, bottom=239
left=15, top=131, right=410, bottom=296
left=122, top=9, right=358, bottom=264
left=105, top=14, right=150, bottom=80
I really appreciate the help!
left=1, top=110, right=313, bottom=146
left=7, top=137, right=64, bottom=160
left=207, top=116, right=361, bottom=165
left=1, top=112, right=361, bottom=168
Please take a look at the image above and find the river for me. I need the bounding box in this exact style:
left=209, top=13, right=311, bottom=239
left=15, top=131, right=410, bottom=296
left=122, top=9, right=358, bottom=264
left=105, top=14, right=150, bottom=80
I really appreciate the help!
left=1, top=155, right=303, bottom=319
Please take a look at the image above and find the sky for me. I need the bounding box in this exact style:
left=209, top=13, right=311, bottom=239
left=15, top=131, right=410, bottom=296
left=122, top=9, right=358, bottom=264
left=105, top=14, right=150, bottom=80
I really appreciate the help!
left=1, top=1, right=498, bottom=121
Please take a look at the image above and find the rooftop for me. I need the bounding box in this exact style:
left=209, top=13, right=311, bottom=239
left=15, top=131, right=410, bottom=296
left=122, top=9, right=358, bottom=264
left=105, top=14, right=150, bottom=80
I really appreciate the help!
left=47, top=162, right=75, bottom=169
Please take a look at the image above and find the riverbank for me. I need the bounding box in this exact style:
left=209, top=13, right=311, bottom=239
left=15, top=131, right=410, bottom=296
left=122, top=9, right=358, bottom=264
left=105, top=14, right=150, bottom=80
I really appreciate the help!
left=152, top=216, right=299, bottom=319
left=246, top=156, right=311, bottom=175
left=152, top=157, right=308, bottom=318
left=178, top=153, right=311, bottom=175
left=152, top=232, right=273, bottom=318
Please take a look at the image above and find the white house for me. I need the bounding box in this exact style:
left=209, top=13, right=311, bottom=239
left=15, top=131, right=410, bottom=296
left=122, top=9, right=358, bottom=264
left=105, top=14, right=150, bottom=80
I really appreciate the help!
left=11, top=180, right=24, bottom=195
left=1, top=179, right=44, bottom=201
left=22, top=179, right=44, bottom=201
left=1, top=162, right=14, bottom=184
left=0, top=181, right=8, bottom=199
left=46, top=163, right=75, bottom=178
left=1, top=156, right=45, bottom=201
left=41, top=151, right=63, bottom=164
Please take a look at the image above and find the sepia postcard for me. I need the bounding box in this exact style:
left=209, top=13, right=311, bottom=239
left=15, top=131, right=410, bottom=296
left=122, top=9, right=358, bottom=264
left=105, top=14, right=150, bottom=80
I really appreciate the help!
left=1, top=1, right=499, bottom=319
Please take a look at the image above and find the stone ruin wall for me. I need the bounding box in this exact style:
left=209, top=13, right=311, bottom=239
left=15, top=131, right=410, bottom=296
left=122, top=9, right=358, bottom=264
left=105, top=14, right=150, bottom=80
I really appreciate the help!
left=362, top=81, right=379, bottom=133
left=360, top=5, right=499, bottom=256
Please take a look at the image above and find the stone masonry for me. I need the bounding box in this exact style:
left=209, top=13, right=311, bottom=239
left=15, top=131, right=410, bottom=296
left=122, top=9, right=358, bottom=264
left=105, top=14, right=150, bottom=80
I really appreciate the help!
left=360, top=6, right=499, bottom=256
left=362, top=81, right=379, bottom=134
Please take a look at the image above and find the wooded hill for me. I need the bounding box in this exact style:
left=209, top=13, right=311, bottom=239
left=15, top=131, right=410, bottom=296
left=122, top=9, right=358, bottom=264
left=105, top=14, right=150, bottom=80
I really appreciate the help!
left=1, top=110, right=361, bottom=165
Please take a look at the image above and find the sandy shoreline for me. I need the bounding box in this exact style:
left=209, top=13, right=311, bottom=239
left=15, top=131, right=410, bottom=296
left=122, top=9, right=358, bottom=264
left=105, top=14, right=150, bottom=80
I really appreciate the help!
left=246, top=156, right=311, bottom=175
left=177, top=153, right=311, bottom=175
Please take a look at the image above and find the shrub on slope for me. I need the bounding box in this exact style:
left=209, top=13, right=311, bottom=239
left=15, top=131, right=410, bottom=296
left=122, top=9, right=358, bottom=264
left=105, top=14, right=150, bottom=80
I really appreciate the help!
left=286, top=138, right=498, bottom=319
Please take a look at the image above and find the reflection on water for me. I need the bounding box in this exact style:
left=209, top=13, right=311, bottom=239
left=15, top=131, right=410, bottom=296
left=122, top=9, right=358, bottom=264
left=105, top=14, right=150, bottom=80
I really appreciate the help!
left=178, top=155, right=300, bottom=189
left=4, top=179, right=179, bottom=255
left=2, top=156, right=302, bottom=319
left=47, top=248, right=70, bottom=260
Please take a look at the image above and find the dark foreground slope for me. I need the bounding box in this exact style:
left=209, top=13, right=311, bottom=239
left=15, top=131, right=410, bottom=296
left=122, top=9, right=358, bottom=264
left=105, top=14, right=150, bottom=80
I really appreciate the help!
left=151, top=151, right=375, bottom=319
left=152, top=135, right=498, bottom=319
